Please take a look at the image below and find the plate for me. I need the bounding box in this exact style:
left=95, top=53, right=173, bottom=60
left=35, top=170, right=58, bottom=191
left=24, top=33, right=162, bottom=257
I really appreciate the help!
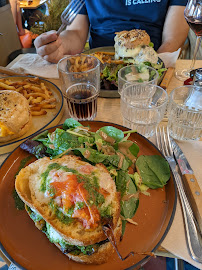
left=84, top=47, right=165, bottom=98
left=0, top=121, right=176, bottom=270
left=0, top=76, right=64, bottom=155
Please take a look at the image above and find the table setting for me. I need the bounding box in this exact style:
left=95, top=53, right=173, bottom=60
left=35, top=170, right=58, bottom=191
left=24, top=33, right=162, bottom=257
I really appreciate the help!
left=0, top=0, right=202, bottom=261
left=0, top=50, right=201, bottom=269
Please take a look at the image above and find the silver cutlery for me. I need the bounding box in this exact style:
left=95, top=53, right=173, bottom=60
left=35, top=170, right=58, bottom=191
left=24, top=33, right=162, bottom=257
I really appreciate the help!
left=156, top=126, right=202, bottom=263
left=171, top=138, right=202, bottom=234
left=57, top=0, right=85, bottom=35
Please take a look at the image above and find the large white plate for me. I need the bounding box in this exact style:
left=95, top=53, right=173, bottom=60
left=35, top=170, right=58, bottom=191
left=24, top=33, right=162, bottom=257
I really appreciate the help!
left=0, top=76, right=64, bottom=154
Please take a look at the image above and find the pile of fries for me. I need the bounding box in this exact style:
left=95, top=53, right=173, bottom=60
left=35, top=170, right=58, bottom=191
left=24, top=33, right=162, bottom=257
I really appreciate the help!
left=0, top=77, right=57, bottom=116
left=68, top=55, right=95, bottom=72
left=91, top=52, right=124, bottom=64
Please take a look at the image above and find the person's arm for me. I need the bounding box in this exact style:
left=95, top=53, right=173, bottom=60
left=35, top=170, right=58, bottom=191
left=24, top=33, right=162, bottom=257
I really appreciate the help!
left=157, top=5, right=189, bottom=53
left=34, top=14, right=89, bottom=63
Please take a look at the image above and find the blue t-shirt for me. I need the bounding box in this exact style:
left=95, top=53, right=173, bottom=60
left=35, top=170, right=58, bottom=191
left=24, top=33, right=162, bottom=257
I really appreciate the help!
left=79, top=0, right=187, bottom=50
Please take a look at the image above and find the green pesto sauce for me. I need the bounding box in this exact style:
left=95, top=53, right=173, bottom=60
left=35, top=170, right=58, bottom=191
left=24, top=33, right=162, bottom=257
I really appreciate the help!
left=13, top=189, right=25, bottom=210
left=15, top=156, right=33, bottom=177
left=49, top=199, right=73, bottom=224
left=13, top=155, right=33, bottom=210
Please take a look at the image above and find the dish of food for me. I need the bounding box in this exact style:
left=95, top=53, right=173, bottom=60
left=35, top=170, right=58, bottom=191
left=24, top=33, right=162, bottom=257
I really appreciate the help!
left=0, top=120, right=176, bottom=270
left=85, top=47, right=165, bottom=98
left=0, top=76, right=64, bottom=154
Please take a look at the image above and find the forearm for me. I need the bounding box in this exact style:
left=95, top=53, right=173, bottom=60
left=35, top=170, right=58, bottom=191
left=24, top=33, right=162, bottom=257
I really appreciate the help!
left=157, top=6, right=189, bottom=53
left=60, top=29, right=88, bottom=55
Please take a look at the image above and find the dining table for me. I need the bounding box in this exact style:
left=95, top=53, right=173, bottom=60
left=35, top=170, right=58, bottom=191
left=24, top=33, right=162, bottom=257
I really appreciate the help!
left=0, top=57, right=201, bottom=270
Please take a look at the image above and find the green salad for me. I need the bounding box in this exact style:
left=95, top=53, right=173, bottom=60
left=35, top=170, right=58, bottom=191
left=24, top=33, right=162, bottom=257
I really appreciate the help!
left=20, top=118, right=170, bottom=236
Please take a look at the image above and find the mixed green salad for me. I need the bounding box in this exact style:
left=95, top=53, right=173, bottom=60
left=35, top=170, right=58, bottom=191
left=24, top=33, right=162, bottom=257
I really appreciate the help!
left=101, top=61, right=166, bottom=90
left=20, top=118, right=170, bottom=236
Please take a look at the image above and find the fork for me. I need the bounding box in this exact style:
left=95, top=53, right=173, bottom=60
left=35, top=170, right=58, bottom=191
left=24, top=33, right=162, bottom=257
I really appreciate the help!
left=57, top=0, right=85, bottom=35
left=156, top=126, right=202, bottom=263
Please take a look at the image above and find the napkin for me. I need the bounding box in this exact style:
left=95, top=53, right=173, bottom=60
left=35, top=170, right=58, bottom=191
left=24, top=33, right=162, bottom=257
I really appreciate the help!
left=10, top=54, right=59, bottom=79
left=10, top=49, right=180, bottom=79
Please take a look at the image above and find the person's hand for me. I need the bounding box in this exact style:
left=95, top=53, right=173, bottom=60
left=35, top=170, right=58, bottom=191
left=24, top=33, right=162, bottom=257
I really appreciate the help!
left=34, top=30, right=65, bottom=63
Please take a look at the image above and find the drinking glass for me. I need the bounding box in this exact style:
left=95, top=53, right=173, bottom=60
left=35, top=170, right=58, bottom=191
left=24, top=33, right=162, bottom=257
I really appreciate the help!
left=168, top=85, right=202, bottom=140
left=120, top=84, right=168, bottom=138
left=58, top=54, right=100, bottom=120
left=118, top=64, right=159, bottom=95
left=175, top=0, right=202, bottom=81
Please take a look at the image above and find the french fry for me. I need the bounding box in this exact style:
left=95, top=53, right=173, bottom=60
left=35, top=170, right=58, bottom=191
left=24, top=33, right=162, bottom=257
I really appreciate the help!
left=31, top=110, right=47, bottom=116
left=40, top=104, right=56, bottom=109
left=0, top=81, right=16, bottom=90
left=30, top=106, right=42, bottom=111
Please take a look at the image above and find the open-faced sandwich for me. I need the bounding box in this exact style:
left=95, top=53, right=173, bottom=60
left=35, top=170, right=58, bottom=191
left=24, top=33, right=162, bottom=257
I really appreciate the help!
left=0, top=90, right=32, bottom=143
left=15, top=155, right=122, bottom=264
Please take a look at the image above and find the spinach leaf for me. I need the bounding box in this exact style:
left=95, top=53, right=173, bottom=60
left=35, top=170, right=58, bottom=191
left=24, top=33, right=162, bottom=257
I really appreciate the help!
left=120, top=175, right=139, bottom=220
left=53, top=128, right=81, bottom=151
left=116, top=172, right=139, bottom=236
left=115, top=170, right=128, bottom=197
left=136, top=155, right=170, bottom=189
left=98, top=126, right=124, bottom=142
left=33, top=130, right=49, bottom=141
left=107, top=154, right=131, bottom=171
left=74, top=148, right=107, bottom=163
left=63, top=118, right=82, bottom=130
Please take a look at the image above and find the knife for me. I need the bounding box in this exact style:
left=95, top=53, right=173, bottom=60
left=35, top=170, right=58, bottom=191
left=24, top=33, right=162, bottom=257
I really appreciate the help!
left=171, top=139, right=202, bottom=233
left=160, top=67, right=174, bottom=90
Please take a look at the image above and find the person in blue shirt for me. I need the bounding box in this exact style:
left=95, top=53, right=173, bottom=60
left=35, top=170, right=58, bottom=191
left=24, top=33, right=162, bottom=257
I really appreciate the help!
left=34, top=0, right=189, bottom=63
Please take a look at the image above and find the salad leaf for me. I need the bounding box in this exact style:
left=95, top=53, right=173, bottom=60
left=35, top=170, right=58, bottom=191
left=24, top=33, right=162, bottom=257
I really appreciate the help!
left=74, top=148, right=107, bottom=164
left=98, top=126, right=124, bottom=143
left=63, top=118, right=83, bottom=130
left=136, top=155, right=170, bottom=189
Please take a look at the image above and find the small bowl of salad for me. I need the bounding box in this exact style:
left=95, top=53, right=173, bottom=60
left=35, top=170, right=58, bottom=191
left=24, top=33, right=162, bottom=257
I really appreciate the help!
left=118, top=64, right=160, bottom=95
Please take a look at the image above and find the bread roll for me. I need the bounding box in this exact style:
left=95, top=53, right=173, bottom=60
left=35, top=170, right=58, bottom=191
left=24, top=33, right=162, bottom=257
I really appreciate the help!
left=0, top=90, right=32, bottom=142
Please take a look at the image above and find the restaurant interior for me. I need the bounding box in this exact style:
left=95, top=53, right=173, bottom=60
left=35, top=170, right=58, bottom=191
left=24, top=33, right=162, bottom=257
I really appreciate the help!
left=0, top=0, right=201, bottom=270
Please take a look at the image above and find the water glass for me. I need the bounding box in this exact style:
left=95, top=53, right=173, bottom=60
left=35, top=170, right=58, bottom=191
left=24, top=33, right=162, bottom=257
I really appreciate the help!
left=58, top=54, right=100, bottom=120
left=168, top=85, right=202, bottom=141
left=118, top=64, right=159, bottom=95
left=120, top=84, right=168, bottom=138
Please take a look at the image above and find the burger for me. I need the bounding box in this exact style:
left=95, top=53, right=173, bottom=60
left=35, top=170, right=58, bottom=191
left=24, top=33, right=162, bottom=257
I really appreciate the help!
left=15, top=155, right=122, bottom=264
left=0, top=90, right=32, bottom=143
left=114, top=29, right=158, bottom=64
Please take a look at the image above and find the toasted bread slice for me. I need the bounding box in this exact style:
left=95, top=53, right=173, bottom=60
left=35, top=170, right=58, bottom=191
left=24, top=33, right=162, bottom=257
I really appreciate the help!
left=63, top=218, right=122, bottom=264
left=15, top=155, right=120, bottom=246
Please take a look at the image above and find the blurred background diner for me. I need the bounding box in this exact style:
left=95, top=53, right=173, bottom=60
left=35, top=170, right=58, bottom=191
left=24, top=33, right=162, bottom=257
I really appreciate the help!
left=0, top=0, right=201, bottom=66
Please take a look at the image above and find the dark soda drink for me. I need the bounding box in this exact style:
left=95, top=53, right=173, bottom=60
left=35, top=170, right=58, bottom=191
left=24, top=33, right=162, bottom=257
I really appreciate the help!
left=66, top=83, right=98, bottom=120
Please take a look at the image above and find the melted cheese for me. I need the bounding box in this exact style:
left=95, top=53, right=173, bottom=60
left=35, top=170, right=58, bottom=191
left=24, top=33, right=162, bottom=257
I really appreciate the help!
left=0, top=121, right=14, bottom=137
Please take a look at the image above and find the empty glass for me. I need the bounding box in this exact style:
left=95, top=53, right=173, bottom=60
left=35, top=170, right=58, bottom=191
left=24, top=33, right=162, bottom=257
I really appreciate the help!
left=118, top=64, right=159, bottom=95
left=168, top=85, right=202, bottom=140
left=120, top=84, right=168, bottom=138
left=58, top=54, right=100, bottom=120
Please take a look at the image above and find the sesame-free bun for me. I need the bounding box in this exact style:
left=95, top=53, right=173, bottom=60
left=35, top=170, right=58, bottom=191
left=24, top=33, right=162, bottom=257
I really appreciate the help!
left=0, top=90, right=32, bottom=143
left=115, top=29, right=150, bottom=49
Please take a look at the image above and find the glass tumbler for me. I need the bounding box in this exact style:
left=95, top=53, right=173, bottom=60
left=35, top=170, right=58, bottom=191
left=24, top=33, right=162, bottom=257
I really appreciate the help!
left=118, top=64, right=159, bottom=95
left=168, top=85, right=202, bottom=140
left=58, top=54, right=100, bottom=121
left=120, top=84, right=168, bottom=138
